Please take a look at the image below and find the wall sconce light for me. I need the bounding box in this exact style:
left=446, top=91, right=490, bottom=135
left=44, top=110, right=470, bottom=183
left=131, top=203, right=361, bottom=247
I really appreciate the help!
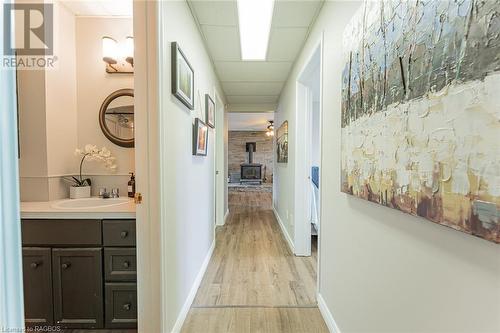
left=102, top=37, right=118, bottom=64
left=102, top=36, right=134, bottom=74
left=125, top=36, right=134, bottom=66
left=266, top=120, right=274, bottom=136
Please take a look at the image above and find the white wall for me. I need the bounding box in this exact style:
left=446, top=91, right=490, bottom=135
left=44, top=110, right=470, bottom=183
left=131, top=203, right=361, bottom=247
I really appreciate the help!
left=224, top=109, right=228, bottom=215
left=275, top=1, right=500, bottom=332
left=46, top=2, right=77, bottom=177
left=46, top=2, right=78, bottom=199
left=311, top=101, right=320, bottom=166
left=227, top=112, right=274, bottom=131
left=157, top=1, right=225, bottom=330
left=18, top=2, right=77, bottom=201
left=75, top=17, right=134, bottom=195
left=273, top=106, right=295, bottom=240
left=18, top=68, right=49, bottom=201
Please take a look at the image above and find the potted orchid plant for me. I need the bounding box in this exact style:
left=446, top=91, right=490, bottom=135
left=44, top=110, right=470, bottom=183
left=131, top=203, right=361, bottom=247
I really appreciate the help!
left=66, top=144, right=117, bottom=199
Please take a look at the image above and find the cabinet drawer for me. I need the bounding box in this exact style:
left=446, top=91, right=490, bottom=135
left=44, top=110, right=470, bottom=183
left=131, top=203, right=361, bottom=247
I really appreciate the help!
left=102, top=220, right=136, bottom=246
left=104, top=248, right=137, bottom=282
left=22, top=219, right=101, bottom=246
left=105, top=283, right=137, bottom=329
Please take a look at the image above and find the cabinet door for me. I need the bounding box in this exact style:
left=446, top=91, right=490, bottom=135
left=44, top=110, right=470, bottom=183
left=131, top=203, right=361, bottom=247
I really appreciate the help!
left=52, top=248, right=103, bottom=328
left=22, top=247, right=53, bottom=326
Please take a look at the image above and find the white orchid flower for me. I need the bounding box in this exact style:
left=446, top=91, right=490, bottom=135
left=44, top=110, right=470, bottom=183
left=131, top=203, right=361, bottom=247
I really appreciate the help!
left=74, top=144, right=119, bottom=185
left=100, top=147, right=111, bottom=157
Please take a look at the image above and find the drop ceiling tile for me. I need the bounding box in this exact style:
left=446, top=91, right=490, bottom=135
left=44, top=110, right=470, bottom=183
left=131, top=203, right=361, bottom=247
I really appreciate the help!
left=272, top=1, right=322, bottom=27
left=226, top=95, right=279, bottom=104
left=216, top=62, right=292, bottom=82
left=201, top=26, right=240, bottom=61
left=222, top=82, right=284, bottom=96
left=267, top=27, right=308, bottom=61
left=189, top=1, right=238, bottom=26
left=228, top=103, right=277, bottom=113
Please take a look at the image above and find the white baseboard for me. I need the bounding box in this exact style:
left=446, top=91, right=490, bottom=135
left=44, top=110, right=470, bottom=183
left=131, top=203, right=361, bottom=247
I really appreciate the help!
left=272, top=206, right=295, bottom=254
left=317, top=293, right=341, bottom=333
left=216, top=209, right=229, bottom=226
left=170, top=240, right=215, bottom=333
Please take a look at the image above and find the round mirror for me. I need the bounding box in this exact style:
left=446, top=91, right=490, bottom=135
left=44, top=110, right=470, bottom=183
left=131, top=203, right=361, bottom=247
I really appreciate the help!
left=99, top=89, right=134, bottom=148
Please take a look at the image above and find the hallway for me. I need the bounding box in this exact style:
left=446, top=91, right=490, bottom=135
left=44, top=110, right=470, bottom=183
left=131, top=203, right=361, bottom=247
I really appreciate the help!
left=181, top=192, right=327, bottom=332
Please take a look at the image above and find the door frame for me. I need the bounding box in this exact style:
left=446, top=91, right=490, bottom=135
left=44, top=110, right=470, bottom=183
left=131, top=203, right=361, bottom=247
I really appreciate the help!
left=133, top=1, right=163, bottom=332
left=0, top=3, right=24, bottom=327
left=294, top=81, right=313, bottom=256
left=294, top=38, right=323, bottom=262
left=214, top=88, right=227, bottom=226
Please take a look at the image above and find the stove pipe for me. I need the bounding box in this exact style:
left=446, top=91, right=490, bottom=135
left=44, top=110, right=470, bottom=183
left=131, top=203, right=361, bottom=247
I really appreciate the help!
left=246, top=142, right=256, bottom=164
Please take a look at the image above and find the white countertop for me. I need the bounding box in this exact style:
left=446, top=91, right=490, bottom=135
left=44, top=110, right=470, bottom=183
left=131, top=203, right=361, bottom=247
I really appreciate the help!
left=21, top=197, right=136, bottom=219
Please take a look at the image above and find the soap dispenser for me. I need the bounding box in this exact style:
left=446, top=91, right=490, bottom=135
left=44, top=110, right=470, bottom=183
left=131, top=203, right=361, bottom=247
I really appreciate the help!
left=128, top=172, right=136, bottom=198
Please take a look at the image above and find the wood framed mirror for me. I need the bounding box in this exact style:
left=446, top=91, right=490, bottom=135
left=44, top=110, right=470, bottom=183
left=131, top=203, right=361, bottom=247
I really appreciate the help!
left=99, top=89, right=134, bottom=148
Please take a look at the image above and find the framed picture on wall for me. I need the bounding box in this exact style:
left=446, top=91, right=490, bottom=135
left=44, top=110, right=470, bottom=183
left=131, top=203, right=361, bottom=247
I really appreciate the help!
left=171, top=42, right=194, bottom=110
left=193, top=118, right=208, bottom=156
left=276, top=120, right=288, bottom=163
left=205, top=94, right=215, bottom=128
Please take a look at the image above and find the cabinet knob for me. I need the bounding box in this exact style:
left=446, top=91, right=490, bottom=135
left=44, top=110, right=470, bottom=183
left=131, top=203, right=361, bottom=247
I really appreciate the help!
left=122, top=261, right=130, bottom=268
left=61, top=263, right=71, bottom=269
left=123, top=303, right=131, bottom=311
left=120, top=231, right=128, bottom=238
left=30, top=262, right=39, bottom=269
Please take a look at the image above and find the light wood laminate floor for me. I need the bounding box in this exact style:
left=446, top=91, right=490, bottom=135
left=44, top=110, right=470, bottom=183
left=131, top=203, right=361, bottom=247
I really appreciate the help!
left=63, top=329, right=137, bottom=333
left=182, top=191, right=327, bottom=333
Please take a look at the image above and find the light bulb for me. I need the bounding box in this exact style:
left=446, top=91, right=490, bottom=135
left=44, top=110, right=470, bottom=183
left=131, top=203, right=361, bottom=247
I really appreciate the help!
left=125, top=36, right=134, bottom=66
left=102, top=37, right=118, bottom=64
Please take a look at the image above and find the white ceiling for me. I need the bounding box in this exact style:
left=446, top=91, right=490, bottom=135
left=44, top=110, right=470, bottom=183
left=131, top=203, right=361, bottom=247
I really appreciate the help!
left=188, top=0, right=323, bottom=112
left=61, top=0, right=133, bottom=17
left=228, top=113, right=274, bottom=131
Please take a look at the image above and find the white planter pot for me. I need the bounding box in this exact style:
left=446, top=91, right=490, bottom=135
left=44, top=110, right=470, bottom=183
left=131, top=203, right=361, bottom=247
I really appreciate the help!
left=70, top=186, right=91, bottom=199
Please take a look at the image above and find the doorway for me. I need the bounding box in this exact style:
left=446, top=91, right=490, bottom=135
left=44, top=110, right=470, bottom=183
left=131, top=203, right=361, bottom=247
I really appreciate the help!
left=294, top=42, right=322, bottom=259
left=226, top=112, right=275, bottom=209
left=12, top=1, right=146, bottom=331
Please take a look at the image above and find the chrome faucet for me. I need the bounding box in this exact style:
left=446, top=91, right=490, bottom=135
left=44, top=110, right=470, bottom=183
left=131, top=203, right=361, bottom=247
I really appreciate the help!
left=111, top=188, right=120, bottom=198
left=99, top=188, right=110, bottom=198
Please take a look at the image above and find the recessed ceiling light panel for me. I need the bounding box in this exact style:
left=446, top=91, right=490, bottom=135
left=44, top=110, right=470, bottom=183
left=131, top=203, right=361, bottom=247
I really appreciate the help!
left=237, top=0, right=274, bottom=60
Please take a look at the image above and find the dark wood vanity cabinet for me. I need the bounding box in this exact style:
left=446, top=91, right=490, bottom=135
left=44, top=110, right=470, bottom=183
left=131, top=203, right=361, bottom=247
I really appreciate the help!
left=21, top=219, right=137, bottom=329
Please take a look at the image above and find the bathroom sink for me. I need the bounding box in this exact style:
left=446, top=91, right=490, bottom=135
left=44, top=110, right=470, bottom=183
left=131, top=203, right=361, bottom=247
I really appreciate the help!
left=52, top=197, right=131, bottom=210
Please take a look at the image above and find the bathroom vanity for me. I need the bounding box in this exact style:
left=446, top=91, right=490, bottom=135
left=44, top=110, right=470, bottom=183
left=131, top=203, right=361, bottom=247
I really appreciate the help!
left=20, top=199, right=137, bottom=329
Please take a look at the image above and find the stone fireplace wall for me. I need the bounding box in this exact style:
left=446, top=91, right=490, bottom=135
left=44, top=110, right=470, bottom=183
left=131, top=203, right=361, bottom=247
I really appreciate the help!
left=228, top=131, right=273, bottom=183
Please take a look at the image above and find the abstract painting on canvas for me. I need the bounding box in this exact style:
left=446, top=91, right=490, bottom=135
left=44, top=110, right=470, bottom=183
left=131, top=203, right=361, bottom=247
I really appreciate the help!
left=341, top=0, right=499, bottom=243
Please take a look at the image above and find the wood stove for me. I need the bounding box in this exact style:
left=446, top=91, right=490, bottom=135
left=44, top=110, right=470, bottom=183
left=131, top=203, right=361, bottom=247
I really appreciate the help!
left=240, top=142, right=262, bottom=184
